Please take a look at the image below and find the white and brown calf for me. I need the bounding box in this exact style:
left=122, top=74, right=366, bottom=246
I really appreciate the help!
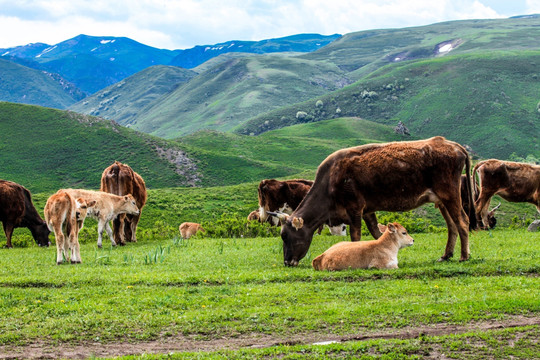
left=44, top=190, right=95, bottom=264
left=312, top=222, right=414, bottom=271
left=62, top=189, right=140, bottom=248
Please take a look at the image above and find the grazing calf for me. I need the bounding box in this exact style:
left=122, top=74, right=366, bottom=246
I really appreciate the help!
left=312, top=223, right=414, bottom=271
left=44, top=190, right=95, bottom=264
left=62, top=189, right=140, bottom=248
left=179, top=222, right=205, bottom=239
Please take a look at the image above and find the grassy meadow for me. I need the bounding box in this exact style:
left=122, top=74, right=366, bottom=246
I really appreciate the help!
left=1, top=220, right=538, bottom=358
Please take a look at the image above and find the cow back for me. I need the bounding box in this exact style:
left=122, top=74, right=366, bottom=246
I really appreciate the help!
left=0, top=180, right=26, bottom=226
left=101, top=161, right=147, bottom=209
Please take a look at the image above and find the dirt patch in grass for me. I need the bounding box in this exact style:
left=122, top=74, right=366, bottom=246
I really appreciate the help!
left=1, top=315, right=538, bottom=359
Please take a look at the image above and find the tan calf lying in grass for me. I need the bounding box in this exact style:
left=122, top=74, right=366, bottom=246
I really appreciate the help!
left=179, top=222, right=205, bottom=239
left=44, top=190, right=96, bottom=264
left=312, top=222, right=414, bottom=271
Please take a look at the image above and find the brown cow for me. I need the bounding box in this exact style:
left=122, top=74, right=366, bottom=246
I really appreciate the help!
left=100, top=161, right=147, bottom=245
left=280, top=136, right=476, bottom=266
left=312, top=222, right=414, bottom=271
left=44, top=190, right=95, bottom=264
left=179, top=222, right=205, bottom=239
left=460, top=174, right=498, bottom=229
left=473, top=159, right=540, bottom=229
left=0, top=180, right=50, bottom=247
left=258, top=179, right=355, bottom=236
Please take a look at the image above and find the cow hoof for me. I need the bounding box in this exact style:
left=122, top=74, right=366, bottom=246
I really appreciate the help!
left=118, top=242, right=126, bottom=246
left=98, top=244, right=102, bottom=249
left=459, top=257, right=470, bottom=262
left=437, top=256, right=450, bottom=262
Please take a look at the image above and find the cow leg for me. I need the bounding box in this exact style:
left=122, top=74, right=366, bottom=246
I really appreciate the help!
left=53, top=225, right=66, bottom=264
left=68, top=228, right=81, bottom=264
left=128, top=214, right=140, bottom=242
left=104, top=221, right=116, bottom=246
left=3, top=223, right=14, bottom=248
left=347, top=208, right=364, bottom=242
left=437, top=204, right=458, bottom=261
left=112, top=214, right=126, bottom=245
left=440, top=199, right=470, bottom=261
left=475, top=191, right=495, bottom=229
left=363, top=213, right=383, bottom=239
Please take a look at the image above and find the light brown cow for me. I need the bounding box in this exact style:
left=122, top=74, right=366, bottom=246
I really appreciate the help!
left=100, top=161, right=147, bottom=245
left=44, top=190, right=95, bottom=264
left=281, top=136, right=476, bottom=266
left=179, top=222, right=205, bottom=239
left=312, top=222, right=414, bottom=271
left=473, top=159, right=540, bottom=228
left=63, top=189, right=140, bottom=248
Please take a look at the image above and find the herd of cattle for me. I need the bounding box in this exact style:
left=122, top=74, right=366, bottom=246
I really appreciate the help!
left=1, top=136, right=539, bottom=268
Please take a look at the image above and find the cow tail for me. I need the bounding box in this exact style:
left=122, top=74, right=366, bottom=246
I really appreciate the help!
left=465, top=154, right=478, bottom=230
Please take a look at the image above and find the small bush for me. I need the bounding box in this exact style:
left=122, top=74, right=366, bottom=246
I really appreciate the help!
left=201, top=213, right=280, bottom=238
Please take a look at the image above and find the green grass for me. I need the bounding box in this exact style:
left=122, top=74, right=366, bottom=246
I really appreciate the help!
left=0, top=229, right=538, bottom=357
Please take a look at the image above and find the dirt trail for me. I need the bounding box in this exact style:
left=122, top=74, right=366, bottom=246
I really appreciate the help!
left=1, top=315, right=538, bottom=359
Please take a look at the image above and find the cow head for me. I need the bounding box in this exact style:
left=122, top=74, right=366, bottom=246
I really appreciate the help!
left=123, top=194, right=140, bottom=215
left=32, top=221, right=51, bottom=247
left=75, top=198, right=96, bottom=222
left=486, top=203, right=500, bottom=229
left=280, top=215, right=314, bottom=267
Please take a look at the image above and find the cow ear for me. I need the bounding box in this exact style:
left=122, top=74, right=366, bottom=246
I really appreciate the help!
left=124, top=195, right=130, bottom=201
left=87, top=200, right=97, bottom=207
left=377, top=223, right=387, bottom=233
left=292, top=217, right=304, bottom=230
left=75, top=198, right=86, bottom=208
left=387, top=223, right=397, bottom=233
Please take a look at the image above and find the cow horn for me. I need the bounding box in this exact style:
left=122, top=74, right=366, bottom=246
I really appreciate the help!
left=488, top=202, right=501, bottom=215
left=266, top=211, right=289, bottom=221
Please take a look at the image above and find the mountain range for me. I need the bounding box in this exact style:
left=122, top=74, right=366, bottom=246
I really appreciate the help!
left=0, top=33, right=340, bottom=95
left=1, top=15, right=539, bottom=167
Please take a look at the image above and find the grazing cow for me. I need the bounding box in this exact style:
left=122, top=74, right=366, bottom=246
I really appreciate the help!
left=0, top=180, right=50, bottom=248
left=44, top=190, right=95, bottom=264
left=460, top=174, right=498, bottom=229
left=100, top=161, right=147, bottom=245
left=179, top=222, right=205, bottom=239
left=258, top=178, right=352, bottom=235
left=63, top=189, right=140, bottom=248
left=312, top=222, right=414, bottom=271
left=473, top=159, right=540, bottom=229
left=280, top=136, right=476, bottom=266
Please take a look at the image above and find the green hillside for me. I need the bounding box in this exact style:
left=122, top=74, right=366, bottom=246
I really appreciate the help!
left=239, top=51, right=540, bottom=159
left=0, top=102, right=200, bottom=192
left=0, top=103, right=406, bottom=192
left=130, top=56, right=349, bottom=138
left=302, top=16, right=540, bottom=80
left=0, top=59, right=84, bottom=108
left=69, top=65, right=197, bottom=125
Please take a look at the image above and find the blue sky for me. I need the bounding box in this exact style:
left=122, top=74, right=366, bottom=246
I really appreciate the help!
left=0, top=0, right=537, bottom=49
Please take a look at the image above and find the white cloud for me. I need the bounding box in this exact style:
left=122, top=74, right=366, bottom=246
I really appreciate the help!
left=0, top=0, right=521, bottom=49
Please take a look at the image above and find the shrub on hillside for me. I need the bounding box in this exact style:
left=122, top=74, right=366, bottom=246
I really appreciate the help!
left=200, top=213, right=280, bottom=238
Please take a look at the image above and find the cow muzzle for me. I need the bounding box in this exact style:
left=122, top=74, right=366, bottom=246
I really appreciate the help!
left=284, top=259, right=299, bottom=267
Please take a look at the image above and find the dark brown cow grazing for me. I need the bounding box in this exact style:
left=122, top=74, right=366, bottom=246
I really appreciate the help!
left=460, top=174, right=498, bottom=229
left=258, top=178, right=360, bottom=236
left=473, top=159, right=540, bottom=229
left=280, top=136, right=476, bottom=266
left=100, top=161, right=147, bottom=245
left=0, top=180, right=50, bottom=247
left=258, top=179, right=314, bottom=226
